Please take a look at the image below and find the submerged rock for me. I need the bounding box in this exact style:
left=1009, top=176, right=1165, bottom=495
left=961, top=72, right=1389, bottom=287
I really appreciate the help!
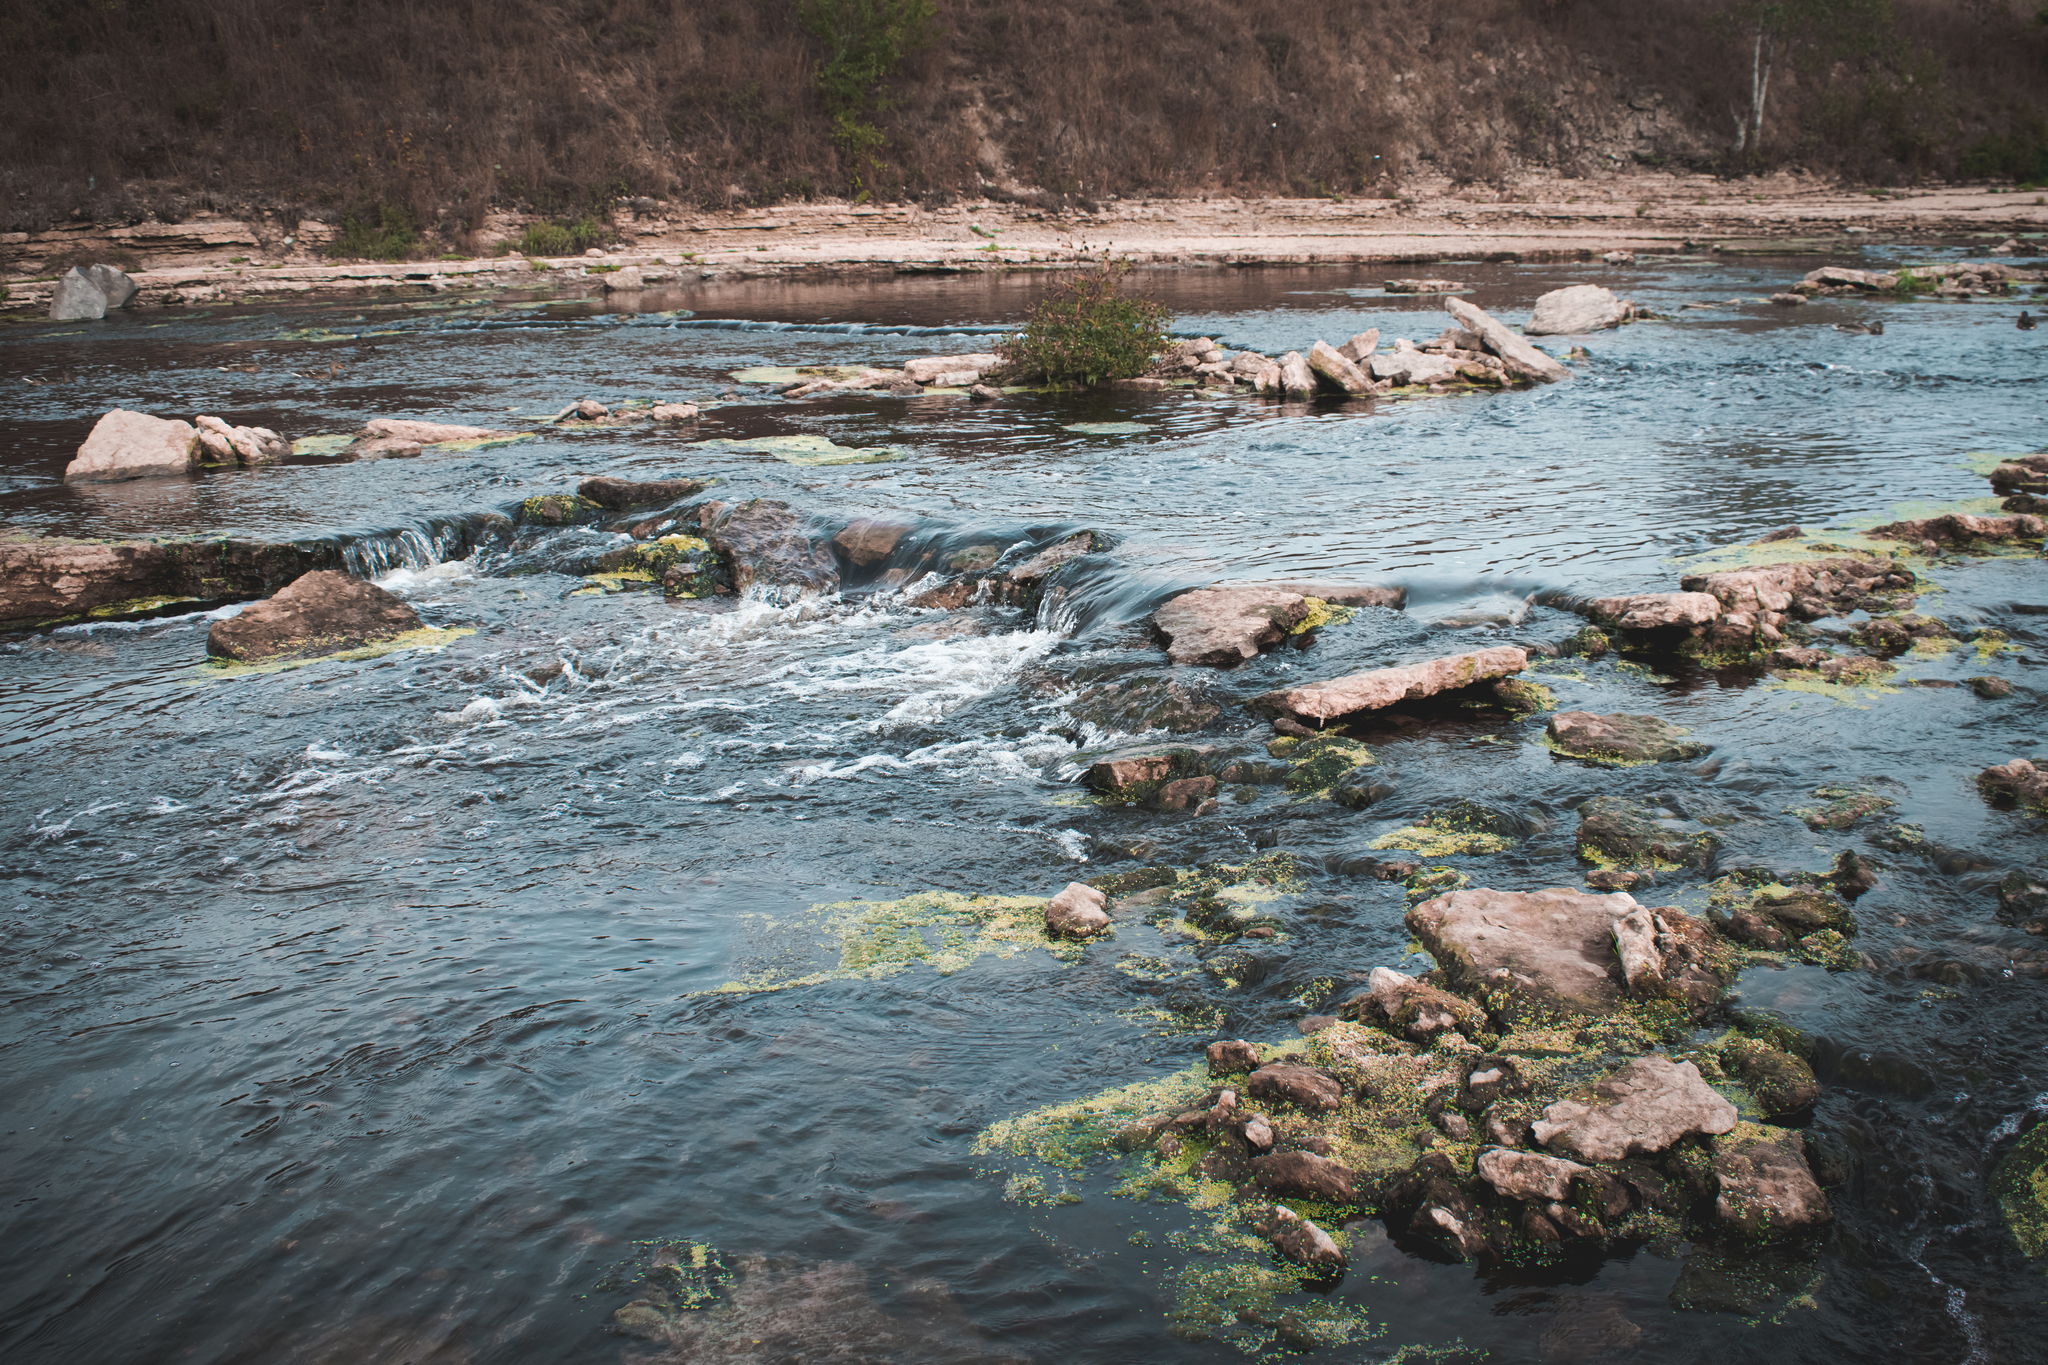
left=1547, top=711, right=1707, bottom=764
left=1525, top=284, right=1630, bottom=336
left=577, top=475, right=707, bottom=511
left=1045, top=882, right=1110, bottom=938
left=206, top=570, right=420, bottom=662
left=1249, top=646, right=1527, bottom=724
left=1576, top=796, right=1720, bottom=871
left=1532, top=1055, right=1737, bottom=1161
left=1068, top=675, right=1220, bottom=734
left=1978, top=758, right=2048, bottom=813
left=831, top=517, right=918, bottom=568
left=63, top=409, right=200, bottom=483
left=1152, top=586, right=1310, bottom=666
left=1717, top=1037, right=1819, bottom=1122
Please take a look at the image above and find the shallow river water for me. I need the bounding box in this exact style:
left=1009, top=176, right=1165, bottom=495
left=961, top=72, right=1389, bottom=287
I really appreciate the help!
left=3, top=254, right=2046, bottom=1365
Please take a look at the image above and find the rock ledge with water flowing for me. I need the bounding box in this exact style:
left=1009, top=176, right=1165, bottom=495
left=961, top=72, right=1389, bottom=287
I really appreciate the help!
left=0, top=531, right=356, bottom=628
left=1249, top=646, right=1528, bottom=724
left=206, top=570, right=421, bottom=662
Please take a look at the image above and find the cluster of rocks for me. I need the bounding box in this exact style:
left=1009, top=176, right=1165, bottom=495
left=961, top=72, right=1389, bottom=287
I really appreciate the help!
left=1788, top=259, right=2044, bottom=300
left=63, top=408, right=286, bottom=482
left=550, top=397, right=700, bottom=426
left=1984, top=452, right=2048, bottom=517
left=1094, top=882, right=1831, bottom=1273
left=780, top=353, right=1003, bottom=400
left=48, top=264, right=139, bottom=320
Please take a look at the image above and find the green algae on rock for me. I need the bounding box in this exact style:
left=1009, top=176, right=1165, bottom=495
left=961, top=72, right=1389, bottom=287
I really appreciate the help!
left=1789, top=785, right=1896, bottom=831
left=703, top=890, right=1088, bottom=996
left=1370, top=801, right=1521, bottom=858
left=1994, top=1122, right=2048, bottom=1264
left=1575, top=796, right=1720, bottom=871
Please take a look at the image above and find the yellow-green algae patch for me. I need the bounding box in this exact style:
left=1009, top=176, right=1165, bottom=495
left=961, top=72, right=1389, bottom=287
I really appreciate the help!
left=728, top=364, right=871, bottom=385
left=702, top=890, right=1085, bottom=996
left=1761, top=674, right=1902, bottom=708
left=1370, top=826, right=1512, bottom=857
left=289, top=433, right=357, bottom=458
left=1994, top=1122, right=2048, bottom=1265
left=1289, top=597, right=1353, bottom=635
left=687, top=433, right=901, bottom=466
left=194, top=625, right=474, bottom=679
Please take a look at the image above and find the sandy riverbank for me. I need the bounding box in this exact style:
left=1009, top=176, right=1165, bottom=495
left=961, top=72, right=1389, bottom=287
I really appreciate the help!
left=4, top=171, right=2043, bottom=314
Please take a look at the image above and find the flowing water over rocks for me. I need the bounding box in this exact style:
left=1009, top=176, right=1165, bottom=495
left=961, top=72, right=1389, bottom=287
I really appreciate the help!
left=3, top=254, right=2047, bottom=1364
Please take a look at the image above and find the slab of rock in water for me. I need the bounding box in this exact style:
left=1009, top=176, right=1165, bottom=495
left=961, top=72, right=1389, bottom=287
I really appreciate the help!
left=1869, top=511, right=2044, bottom=547
left=831, top=517, right=918, bottom=568
left=1386, top=278, right=1470, bottom=293
left=63, top=409, right=199, bottom=482
left=1547, top=711, right=1708, bottom=764
left=0, top=532, right=347, bottom=627
left=1083, top=743, right=1219, bottom=802
left=577, top=475, right=707, bottom=511
left=1445, top=297, right=1570, bottom=383
left=1249, top=646, right=1527, bottom=724
left=901, top=352, right=1000, bottom=384
left=1712, top=1126, right=1832, bottom=1235
left=1586, top=591, right=1719, bottom=631
left=703, top=499, right=839, bottom=598
left=1276, top=349, right=1316, bottom=397
left=1068, top=676, right=1220, bottom=734
left=1525, top=284, right=1631, bottom=335
left=206, top=570, right=420, bottom=662
left=1405, top=886, right=1645, bottom=1021
left=1152, top=586, right=1310, bottom=666
left=1532, top=1055, right=1737, bottom=1161
left=1575, top=796, right=1720, bottom=870
left=1307, top=339, right=1372, bottom=393
left=345, top=417, right=525, bottom=459
left=1250, top=580, right=1406, bottom=610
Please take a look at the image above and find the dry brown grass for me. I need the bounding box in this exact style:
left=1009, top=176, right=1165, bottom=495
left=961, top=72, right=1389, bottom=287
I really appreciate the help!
left=1, top=0, right=2042, bottom=235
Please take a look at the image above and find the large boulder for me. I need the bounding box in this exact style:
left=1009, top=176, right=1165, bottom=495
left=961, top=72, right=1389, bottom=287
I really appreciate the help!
left=86, top=264, right=139, bottom=308
left=1444, top=297, right=1570, bottom=383
left=1336, top=329, right=1380, bottom=364
left=1531, top=1055, right=1738, bottom=1161
left=48, top=267, right=108, bottom=321
left=1307, top=340, right=1372, bottom=394
left=1712, top=1127, right=1832, bottom=1235
left=206, top=571, right=420, bottom=662
left=577, top=475, right=707, bottom=511
left=704, top=499, right=839, bottom=599
left=1406, top=886, right=1646, bottom=1021
left=1249, top=646, right=1527, bottom=724
left=1586, top=591, right=1719, bottom=631
left=1681, top=557, right=1915, bottom=621
left=832, top=518, right=918, bottom=568
left=1152, top=586, right=1310, bottom=667
left=1525, top=285, right=1630, bottom=336
left=1546, top=712, right=1707, bottom=764
left=64, top=409, right=200, bottom=483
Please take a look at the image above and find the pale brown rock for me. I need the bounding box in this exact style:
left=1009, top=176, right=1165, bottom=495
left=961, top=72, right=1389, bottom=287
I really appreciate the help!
left=832, top=518, right=918, bottom=567
left=1369, top=347, right=1459, bottom=385
left=345, top=417, right=522, bottom=459
left=1611, top=906, right=1663, bottom=992
left=577, top=475, right=707, bottom=511
left=1276, top=350, right=1316, bottom=398
left=1531, top=1055, right=1737, bottom=1161
left=1525, top=284, right=1630, bottom=335
left=1152, top=586, right=1310, bottom=667
left=1870, top=512, right=2044, bottom=546
left=1247, top=1063, right=1344, bottom=1113
left=650, top=402, right=698, bottom=422
left=1261, top=1206, right=1346, bottom=1268
left=1045, top=882, right=1110, bottom=938
left=63, top=409, right=199, bottom=483
left=194, top=414, right=287, bottom=465
left=1476, top=1147, right=1591, bottom=1202
left=1250, top=646, right=1527, bottom=723
left=1308, top=339, right=1372, bottom=393
left=1155, top=775, right=1218, bottom=811
left=1405, top=886, right=1646, bottom=1018
left=1546, top=711, right=1707, bottom=763
left=1713, top=1128, right=1832, bottom=1235
left=1444, top=297, right=1571, bottom=383
left=1250, top=1150, right=1358, bottom=1203
left=1979, top=758, right=2048, bottom=809
left=1207, top=1039, right=1260, bottom=1075
left=206, top=570, right=419, bottom=662
left=1349, top=966, right=1484, bottom=1041
left=1251, top=580, right=1406, bottom=610
left=1335, top=329, right=1380, bottom=364
left=902, top=353, right=1000, bottom=384
left=1586, top=591, right=1719, bottom=630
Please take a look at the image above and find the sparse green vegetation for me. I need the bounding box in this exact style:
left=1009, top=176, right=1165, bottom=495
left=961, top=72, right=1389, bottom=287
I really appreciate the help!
left=515, top=216, right=610, bottom=257
left=329, top=205, right=419, bottom=261
left=996, top=261, right=1172, bottom=389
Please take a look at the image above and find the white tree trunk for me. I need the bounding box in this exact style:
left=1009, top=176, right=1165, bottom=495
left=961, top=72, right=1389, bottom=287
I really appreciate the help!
left=1749, top=28, right=1775, bottom=153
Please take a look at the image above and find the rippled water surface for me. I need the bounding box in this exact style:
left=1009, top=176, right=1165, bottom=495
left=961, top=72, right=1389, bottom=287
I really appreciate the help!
left=3, top=254, right=2046, bottom=1365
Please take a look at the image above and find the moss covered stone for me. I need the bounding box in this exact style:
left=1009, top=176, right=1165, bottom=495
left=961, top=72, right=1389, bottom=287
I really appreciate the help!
left=1790, top=785, right=1895, bottom=831
left=1994, top=1122, right=2048, bottom=1263
left=1575, top=796, right=1720, bottom=871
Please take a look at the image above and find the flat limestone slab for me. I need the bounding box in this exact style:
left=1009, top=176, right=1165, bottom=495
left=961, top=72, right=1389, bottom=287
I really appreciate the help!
left=1152, top=586, right=1308, bottom=667
left=1250, top=646, right=1526, bottom=722
left=1532, top=1055, right=1737, bottom=1161
left=1405, top=885, right=1640, bottom=1019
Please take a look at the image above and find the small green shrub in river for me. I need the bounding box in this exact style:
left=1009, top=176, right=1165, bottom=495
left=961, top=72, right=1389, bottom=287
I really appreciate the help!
left=997, top=260, right=1171, bottom=388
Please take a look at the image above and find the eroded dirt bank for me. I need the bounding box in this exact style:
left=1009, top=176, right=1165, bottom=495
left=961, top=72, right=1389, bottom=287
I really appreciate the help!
left=5, top=172, right=2044, bottom=313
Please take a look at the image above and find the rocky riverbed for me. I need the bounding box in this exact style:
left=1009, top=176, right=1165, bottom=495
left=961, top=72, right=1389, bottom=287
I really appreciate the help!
left=2, top=252, right=2045, bottom=1365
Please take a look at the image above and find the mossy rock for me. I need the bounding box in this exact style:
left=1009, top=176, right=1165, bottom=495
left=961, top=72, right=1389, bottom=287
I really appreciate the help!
left=1791, top=927, right=1858, bottom=971
left=1283, top=733, right=1374, bottom=797
left=1560, top=625, right=1610, bottom=658
left=1716, top=1036, right=1819, bottom=1122
left=1790, top=785, right=1895, bottom=831
left=1994, top=1122, right=2048, bottom=1263
left=1491, top=678, right=1555, bottom=715
left=518, top=493, right=606, bottom=527
left=1576, top=796, right=1720, bottom=871
left=1370, top=800, right=1518, bottom=857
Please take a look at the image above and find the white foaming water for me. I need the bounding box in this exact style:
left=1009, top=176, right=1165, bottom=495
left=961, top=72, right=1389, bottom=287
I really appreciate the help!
left=376, top=558, right=478, bottom=600
left=52, top=602, right=244, bottom=636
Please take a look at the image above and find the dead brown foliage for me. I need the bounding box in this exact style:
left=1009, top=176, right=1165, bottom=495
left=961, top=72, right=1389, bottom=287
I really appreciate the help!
left=0, top=0, right=2042, bottom=235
